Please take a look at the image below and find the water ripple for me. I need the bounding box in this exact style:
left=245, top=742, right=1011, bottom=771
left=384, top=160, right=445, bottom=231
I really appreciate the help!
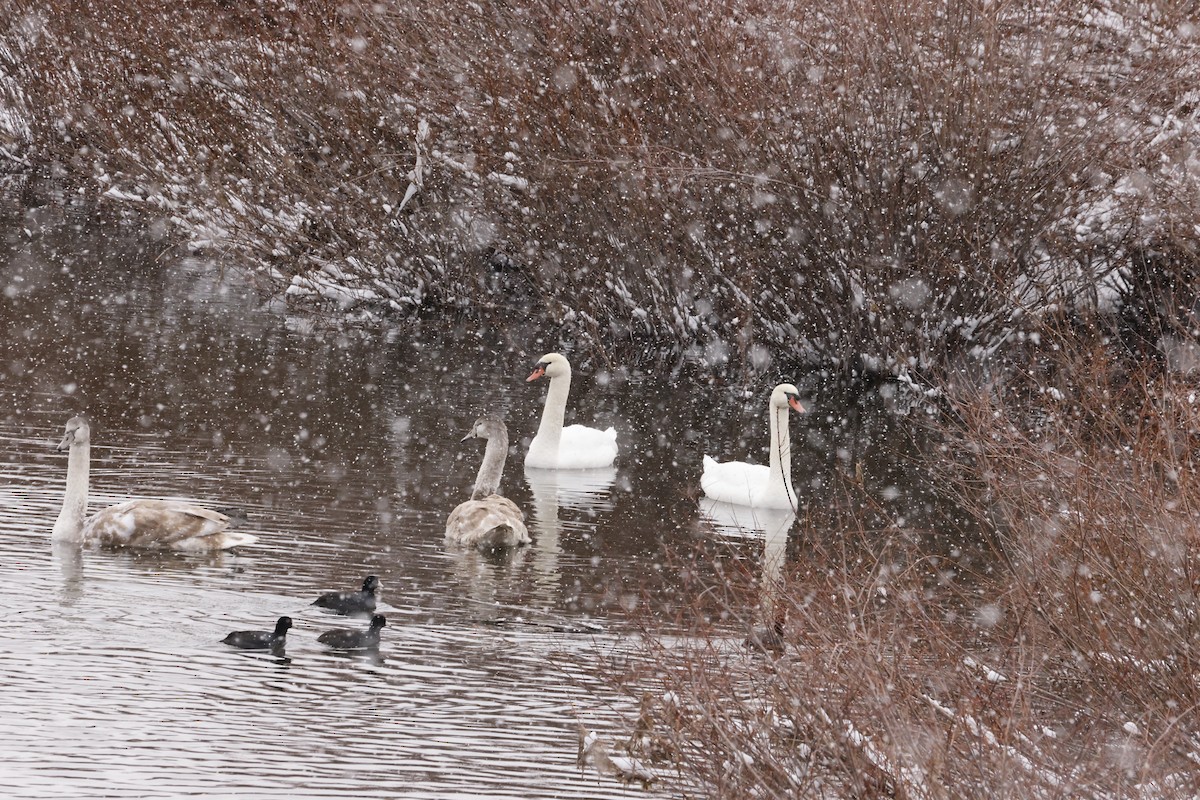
left=0, top=422, right=669, bottom=799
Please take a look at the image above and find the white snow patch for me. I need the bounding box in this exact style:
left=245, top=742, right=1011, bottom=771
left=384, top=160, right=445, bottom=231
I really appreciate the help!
left=101, top=186, right=146, bottom=202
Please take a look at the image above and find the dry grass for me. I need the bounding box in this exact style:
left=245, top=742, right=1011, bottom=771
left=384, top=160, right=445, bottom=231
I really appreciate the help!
left=4, top=0, right=1197, bottom=367
left=605, top=335, right=1200, bottom=798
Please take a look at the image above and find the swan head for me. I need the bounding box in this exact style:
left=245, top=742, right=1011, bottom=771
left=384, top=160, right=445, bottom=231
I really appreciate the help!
left=527, top=352, right=570, bottom=382
left=369, top=613, right=388, bottom=630
left=361, top=575, right=381, bottom=593
left=461, top=416, right=508, bottom=442
left=771, top=384, right=806, bottom=414
left=58, top=416, right=91, bottom=451
left=273, top=616, right=294, bottom=636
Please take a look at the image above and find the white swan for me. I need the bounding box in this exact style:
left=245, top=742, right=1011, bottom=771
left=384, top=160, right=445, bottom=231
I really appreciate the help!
left=52, top=416, right=258, bottom=551
left=446, top=417, right=531, bottom=549
left=701, top=383, right=805, bottom=510
left=524, top=352, right=618, bottom=469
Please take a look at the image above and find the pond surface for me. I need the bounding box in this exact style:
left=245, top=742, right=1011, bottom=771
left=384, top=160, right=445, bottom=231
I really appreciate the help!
left=0, top=207, right=945, bottom=798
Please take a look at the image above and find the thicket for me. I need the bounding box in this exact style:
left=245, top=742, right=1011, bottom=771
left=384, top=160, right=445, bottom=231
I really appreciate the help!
left=602, top=325, right=1200, bottom=797
left=2, top=0, right=1196, bottom=372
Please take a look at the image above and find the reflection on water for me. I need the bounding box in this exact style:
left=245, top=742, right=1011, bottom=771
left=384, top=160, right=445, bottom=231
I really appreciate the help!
left=0, top=208, right=958, bottom=797
left=525, top=466, right=617, bottom=514
left=700, top=498, right=796, bottom=542
left=524, top=466, right=617, bottom=605
left=701, top=500, right=796, bottom=633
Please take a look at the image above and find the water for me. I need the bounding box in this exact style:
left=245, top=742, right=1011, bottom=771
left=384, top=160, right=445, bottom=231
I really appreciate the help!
left=0, top=209, right=943, bottom=797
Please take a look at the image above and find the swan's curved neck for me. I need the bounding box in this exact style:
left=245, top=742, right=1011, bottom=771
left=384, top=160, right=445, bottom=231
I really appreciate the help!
left=53, top=442, right=90, bottom=541
left=766, top=402, right=795, bottom=507
left=473, top=429, right=510, bottom=499
left=533, top=370, right=571, bottom=457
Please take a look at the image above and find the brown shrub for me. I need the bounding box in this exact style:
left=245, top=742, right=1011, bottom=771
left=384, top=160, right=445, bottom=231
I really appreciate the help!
left=605, top=336, right=1200, bottom=797
left=4, top=0, right=1197, bottom=367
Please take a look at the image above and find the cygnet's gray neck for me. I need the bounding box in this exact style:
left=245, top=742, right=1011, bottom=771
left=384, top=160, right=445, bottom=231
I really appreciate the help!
left=472, top=429, right=510, bottom=500
left=53, top=442, right=90, bottom=541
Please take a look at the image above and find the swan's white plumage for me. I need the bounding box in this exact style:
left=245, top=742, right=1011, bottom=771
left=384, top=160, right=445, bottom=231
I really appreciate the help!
left=525, top=352, right=618, bottom=469
left=700, top=383, right=805, bottom=510
left=53, top=416, right=257, bottom=551
left=446, top=417, right=531, bottom=549
left=529, top=423, right=618, bottom=469
left=700, top=458, right=790, bottom=509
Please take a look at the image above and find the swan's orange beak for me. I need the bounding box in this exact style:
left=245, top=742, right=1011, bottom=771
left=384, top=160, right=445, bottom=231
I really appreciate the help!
left=527, top=365, right=546, bottom=382
left=788, top=396, right=805, bottom=414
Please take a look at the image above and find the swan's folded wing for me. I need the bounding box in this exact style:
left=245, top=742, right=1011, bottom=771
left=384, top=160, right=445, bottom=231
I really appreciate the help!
left=700, top=459, right=771, bottom=507
left=558, top=424, right=619, bottom=468
left=445, top=497, right=530, bottom=547
left=488, top=495, right=526, bottom=522
left=82, top=499, right=248, bottom=549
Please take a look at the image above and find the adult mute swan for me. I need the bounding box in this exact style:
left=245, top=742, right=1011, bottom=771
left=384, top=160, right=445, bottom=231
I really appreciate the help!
left=446, top=417, right=531, bottom=549
left=52, top=416, right=258, bottom=551
left=701, top=384, right=805, bottom=510
left=525, top=352, right=618, bottom=469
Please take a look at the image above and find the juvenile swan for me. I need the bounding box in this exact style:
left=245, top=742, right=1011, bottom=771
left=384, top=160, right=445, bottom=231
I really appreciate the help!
left=52, top=416, right=258, bottom=551
left=701, top=384, right=806, bottom=510
left=525, top=352, right=618, bottom=469
left=446, top=417, right=531, bottom=549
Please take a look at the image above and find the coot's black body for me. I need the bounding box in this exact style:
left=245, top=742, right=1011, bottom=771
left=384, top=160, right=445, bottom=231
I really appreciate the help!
left=312, top=575, right=381, bottom=615
left=317, top=614, right=387, bottom=649
left=222, top=616, right=292, bottom=650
